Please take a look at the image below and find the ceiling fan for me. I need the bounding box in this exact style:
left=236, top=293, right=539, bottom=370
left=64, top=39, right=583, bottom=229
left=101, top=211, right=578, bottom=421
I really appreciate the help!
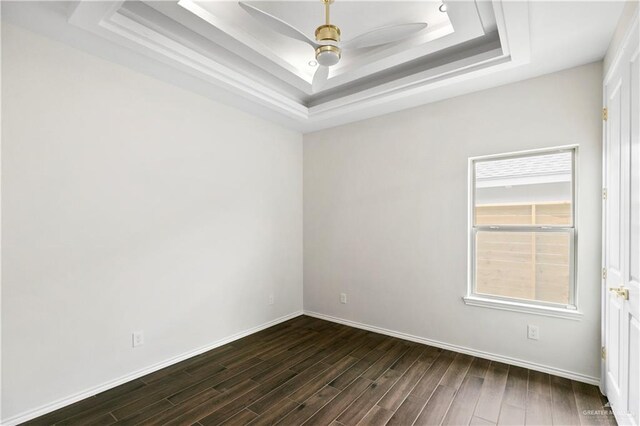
left=239, top=0, right=428, bottom=92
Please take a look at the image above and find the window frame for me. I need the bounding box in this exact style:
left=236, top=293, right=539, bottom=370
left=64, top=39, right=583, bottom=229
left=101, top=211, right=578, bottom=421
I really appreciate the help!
left=464, top=146, right=582, bottom=320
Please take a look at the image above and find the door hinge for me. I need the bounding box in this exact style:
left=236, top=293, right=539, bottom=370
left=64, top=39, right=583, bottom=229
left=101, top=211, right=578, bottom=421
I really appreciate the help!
left=601, top=346, right=606, bottom=360
left=603, top=267, right=607, bottom=280
left=603, top=107, right=608, bottom=121
left=603, top=188, right=607, bottom=200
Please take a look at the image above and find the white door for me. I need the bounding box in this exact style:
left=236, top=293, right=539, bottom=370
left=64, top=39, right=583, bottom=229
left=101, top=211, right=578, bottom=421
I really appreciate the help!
left=603, top=17, right=640, bottom=426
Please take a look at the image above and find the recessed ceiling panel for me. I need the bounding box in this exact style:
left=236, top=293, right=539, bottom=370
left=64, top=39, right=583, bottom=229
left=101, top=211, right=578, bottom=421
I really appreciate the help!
left=63, top=0, right=533, bottom=127
left=173, top=0, right=491, bottom=93
left=4, top=0, right=625, bottom=132
left=183, top=0, right=453, bottom=81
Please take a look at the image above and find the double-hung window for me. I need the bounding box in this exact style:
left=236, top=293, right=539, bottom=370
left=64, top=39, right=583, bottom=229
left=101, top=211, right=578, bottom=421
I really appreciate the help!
left=465, top=147, right=579, bottom=318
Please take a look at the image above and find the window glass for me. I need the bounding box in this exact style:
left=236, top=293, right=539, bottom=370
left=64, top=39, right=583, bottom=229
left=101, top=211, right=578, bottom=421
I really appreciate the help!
left=474, top=152, right=573, bottom=226
left=475, top=231, right=571, bottom=305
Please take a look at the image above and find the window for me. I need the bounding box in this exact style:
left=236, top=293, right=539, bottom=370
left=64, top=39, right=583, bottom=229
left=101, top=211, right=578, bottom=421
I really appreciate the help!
left=465, top=147, right=579, bottom=318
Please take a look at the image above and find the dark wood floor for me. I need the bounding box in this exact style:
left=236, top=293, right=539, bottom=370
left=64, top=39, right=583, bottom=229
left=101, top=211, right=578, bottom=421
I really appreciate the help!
left=27, top=315, right=615, bottom=426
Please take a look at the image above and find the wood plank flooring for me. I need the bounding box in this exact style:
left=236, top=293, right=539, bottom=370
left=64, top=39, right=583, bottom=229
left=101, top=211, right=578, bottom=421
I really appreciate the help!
left=26, top=316, right=616, bottom=426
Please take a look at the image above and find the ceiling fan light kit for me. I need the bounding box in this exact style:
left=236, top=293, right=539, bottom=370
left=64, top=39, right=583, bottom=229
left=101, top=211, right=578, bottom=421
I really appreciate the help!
left=315, top=45, right=341, bottom=66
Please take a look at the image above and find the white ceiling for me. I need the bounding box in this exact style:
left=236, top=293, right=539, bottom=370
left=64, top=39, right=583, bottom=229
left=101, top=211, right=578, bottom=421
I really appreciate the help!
left=2, top=1, right=625, bottom=133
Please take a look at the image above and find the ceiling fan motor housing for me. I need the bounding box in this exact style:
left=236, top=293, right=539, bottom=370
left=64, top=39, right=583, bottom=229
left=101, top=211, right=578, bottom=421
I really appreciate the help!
left=315, top=24, right=340, bottom=43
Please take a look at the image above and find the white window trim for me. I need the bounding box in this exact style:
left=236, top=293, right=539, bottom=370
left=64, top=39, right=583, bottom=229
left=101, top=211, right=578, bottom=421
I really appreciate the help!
left=463, top=145, right=582, bottom=320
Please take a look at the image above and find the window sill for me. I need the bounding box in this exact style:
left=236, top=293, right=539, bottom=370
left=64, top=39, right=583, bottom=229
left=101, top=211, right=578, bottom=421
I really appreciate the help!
left=462, top=296, right=583, bottom=320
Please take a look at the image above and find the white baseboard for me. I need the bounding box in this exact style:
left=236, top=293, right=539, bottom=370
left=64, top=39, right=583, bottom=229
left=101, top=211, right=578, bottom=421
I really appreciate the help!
left=304, top=310, right=600, bottom=386
left=1, top=311, right=303, bottom=426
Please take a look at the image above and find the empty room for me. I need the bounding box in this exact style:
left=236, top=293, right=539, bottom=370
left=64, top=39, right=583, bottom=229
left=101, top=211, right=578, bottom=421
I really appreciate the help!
left=1, top=0, right=639, bottom=425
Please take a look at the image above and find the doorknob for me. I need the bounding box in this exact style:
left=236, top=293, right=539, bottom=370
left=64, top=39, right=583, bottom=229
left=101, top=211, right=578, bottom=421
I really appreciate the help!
left=609, top=287, right=630, bottom=300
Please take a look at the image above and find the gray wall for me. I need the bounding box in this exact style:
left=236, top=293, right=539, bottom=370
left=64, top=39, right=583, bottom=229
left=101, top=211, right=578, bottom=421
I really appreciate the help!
left=1, top=24, right=303, bottom=420
left=303, top=62, right=603, bottom=381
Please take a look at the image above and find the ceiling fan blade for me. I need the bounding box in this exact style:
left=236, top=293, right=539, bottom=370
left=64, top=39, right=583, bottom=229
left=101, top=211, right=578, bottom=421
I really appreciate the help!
left=239, top=2, right=318, bottom=48
left=312, top=65, right=329, bottom=93
left=342, top=23, right=428, bottom=50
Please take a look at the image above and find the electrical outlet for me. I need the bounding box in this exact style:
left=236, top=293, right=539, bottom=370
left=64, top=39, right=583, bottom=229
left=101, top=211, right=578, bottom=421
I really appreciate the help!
left=268, top=294, right=274, bottom=305
left=527, top=325, right=539, bottom=340
left=132, top=331, right=144, bottom=347
left=340, top=293, right=347, bottom=304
